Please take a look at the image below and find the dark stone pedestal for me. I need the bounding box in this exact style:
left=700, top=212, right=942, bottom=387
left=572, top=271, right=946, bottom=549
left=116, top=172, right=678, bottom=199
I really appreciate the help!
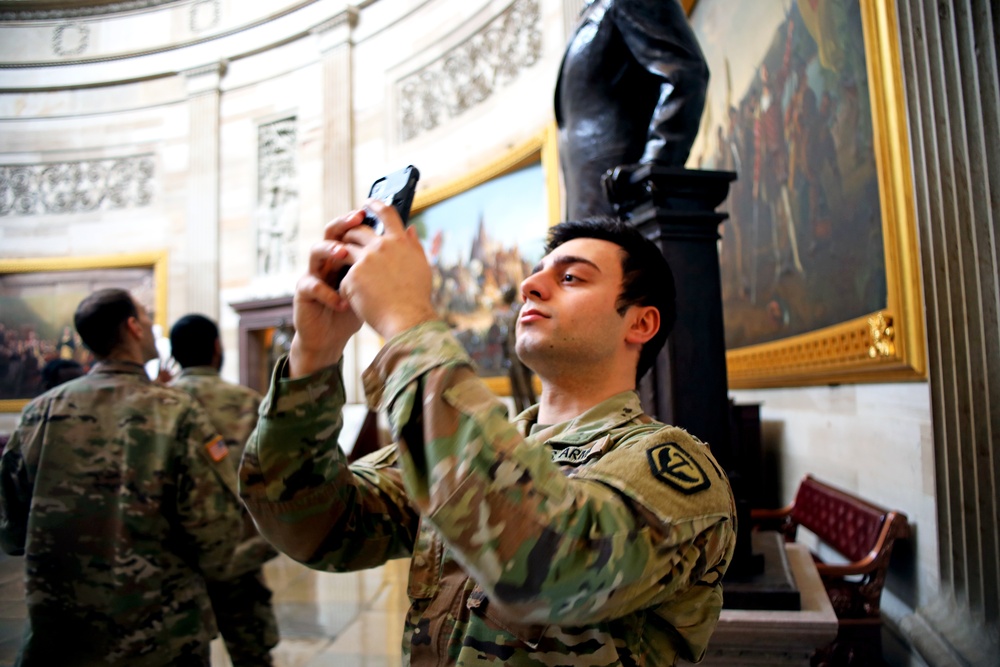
left=610, top=164, right=764, bottom=579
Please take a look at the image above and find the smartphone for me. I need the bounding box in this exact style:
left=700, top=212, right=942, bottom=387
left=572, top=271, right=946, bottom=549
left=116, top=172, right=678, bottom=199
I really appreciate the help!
left=362, top=165, right=420, bottom=234
left=333, top=165, right=421, bottom=287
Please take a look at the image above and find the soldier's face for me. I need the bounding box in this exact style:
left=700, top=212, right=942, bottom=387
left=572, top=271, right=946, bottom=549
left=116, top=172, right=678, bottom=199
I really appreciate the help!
left=515, top=238, right=629, bottom=374
left=132, top=300, right=159, bottom=364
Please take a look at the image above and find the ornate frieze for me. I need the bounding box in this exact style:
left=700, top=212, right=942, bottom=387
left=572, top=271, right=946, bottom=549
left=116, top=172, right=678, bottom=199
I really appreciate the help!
left=397, top=0, right=542, bottom=142
left=256, top=117, right=299, bottom=277
left=0, top=155, right=154, bottom=216
left=1, top=1, right=183, bottom=21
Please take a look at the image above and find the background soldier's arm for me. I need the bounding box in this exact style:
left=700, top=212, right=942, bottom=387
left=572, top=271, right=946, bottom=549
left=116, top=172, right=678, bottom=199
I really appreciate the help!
left=175, top=405, right=244, bottom=581
left=0, top=427, right=33, bottom=556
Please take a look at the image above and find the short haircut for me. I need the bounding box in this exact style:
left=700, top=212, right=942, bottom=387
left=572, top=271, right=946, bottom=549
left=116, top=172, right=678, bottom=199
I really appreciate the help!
left=169, top=314, right=219, bottom=368
left=545, top=218, right=676, bottom=383
left=74, top=288, right=138, bottom=358
left=41, top=359, right=85, bottom=390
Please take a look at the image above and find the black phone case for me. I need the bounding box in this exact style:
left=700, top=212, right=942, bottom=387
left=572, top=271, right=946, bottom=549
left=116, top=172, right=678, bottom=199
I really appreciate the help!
left=364, top=165, right=420, bottom=233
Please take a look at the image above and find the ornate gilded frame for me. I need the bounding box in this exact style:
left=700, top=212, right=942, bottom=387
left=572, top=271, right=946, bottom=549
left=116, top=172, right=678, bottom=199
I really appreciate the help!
left=411, top=126, right=559, bottom=395
left=689, top=0, right=925, bottom=388
left=0, top=252, right=168, bottom=412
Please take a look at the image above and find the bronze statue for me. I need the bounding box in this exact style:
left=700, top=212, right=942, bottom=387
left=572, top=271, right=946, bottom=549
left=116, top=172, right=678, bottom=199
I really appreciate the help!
left=555, top=0, right=709, bottom=219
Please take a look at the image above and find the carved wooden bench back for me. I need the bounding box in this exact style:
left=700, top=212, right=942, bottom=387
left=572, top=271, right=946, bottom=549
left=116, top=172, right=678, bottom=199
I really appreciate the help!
left=754, top=474, right=910, bottom=620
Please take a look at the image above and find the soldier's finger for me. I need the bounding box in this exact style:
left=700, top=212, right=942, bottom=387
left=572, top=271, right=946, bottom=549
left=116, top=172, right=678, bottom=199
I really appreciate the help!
left=308, top=240, right=350, bottom=279
left=296, top=273, right=345, bottom=310
left=322, top=210, right=366, bottom=241
left=365, top=198, right=405, bottom=236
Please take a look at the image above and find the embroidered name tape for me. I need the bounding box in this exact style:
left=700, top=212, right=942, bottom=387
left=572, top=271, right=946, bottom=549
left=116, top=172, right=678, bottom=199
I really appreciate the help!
left=205, top=435, right=229, bottom=462
left=646, top=442, right=710, bottom=494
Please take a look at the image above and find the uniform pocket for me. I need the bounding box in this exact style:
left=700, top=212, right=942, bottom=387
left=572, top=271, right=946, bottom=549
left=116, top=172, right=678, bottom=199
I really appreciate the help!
left=466, top=583, right=548, bottom=649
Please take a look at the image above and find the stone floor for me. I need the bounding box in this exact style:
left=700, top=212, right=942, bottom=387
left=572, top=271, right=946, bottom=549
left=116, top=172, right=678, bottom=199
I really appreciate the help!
left=0, top=551, right=410, bottom=667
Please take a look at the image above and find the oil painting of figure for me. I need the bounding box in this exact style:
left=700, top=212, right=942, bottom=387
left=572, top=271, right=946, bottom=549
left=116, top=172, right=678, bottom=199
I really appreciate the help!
left=687, top=0, right=885, bottom=350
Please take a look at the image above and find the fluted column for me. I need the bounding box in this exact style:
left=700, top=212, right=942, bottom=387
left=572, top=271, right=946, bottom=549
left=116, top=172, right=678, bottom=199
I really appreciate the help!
left=183, top=61, right=225, bottom=319
left=896, top=1, right=999, bottom=665
left=314, top=10, right=360, bottom=400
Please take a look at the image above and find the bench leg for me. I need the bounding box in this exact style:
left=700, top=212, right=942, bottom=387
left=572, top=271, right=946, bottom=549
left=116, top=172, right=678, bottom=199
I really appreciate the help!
left=811, top=619, right=884, bottom=667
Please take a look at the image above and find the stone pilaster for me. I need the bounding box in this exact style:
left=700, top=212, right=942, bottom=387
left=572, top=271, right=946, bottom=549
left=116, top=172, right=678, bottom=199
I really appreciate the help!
left=314, top=9, right=356, bottom=222
left=183, top=61, right=225, bottom=319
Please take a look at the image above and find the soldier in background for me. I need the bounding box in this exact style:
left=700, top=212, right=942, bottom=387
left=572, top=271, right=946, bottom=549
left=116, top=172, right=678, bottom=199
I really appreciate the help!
left=239, top=202, right=736, bottom=666
left=0, top=288, right=242, bottom=666
left=169, top=314, right=279, bottom=667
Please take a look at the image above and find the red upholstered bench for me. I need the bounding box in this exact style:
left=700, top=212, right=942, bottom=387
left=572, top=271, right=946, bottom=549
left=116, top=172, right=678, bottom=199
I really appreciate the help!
left=751, top=474, right=910, bottom=666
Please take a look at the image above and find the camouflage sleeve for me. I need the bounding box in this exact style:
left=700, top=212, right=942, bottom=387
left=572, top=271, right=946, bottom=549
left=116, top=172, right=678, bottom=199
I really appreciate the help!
left=238, top=357, right=419, bottom=571
left=175, top=403, right=245, bottom=581
left=365, top=321, right=734, bottom=627
left=0, top=418, right=34, bottom=556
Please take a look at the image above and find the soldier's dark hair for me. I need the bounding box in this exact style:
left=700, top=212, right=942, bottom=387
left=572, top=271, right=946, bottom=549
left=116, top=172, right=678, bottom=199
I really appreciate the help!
left=544, top=217, right=676, bottom=383
left=74, top=288, right=138, bottom=358
left=170, top=314, right=219, bottom=368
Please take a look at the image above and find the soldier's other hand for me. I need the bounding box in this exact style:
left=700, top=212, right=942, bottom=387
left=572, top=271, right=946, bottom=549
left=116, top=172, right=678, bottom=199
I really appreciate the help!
left=338, top=199, right=438, bottom=340
left=289, top=210, right=365, bottom=378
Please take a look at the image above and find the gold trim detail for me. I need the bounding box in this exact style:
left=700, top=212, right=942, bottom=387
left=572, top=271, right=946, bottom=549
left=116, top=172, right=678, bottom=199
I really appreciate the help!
left=868, top=312, right=895, bottom=359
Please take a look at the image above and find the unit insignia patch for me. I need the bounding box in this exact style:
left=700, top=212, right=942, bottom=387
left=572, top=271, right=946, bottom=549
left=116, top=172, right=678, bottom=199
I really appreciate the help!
left=646, top=442, right=710, bottom=494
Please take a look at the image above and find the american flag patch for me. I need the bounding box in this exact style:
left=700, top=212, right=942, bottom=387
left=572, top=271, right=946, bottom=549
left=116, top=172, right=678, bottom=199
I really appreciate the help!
left=205, top=435, right=228, bottom=462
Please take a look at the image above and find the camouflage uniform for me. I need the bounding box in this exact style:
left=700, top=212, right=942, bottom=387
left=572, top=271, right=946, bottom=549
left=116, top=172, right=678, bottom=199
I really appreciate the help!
left=240, top=322, right=736, bottom=666
left=171, top=367, right=279, bottom=666
left=0, top=361, right=243, bottom=667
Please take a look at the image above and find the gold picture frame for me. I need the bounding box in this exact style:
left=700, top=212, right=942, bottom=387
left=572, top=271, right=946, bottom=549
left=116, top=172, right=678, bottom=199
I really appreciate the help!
left=0, top=252, right=168, bottom=412
left=411, top=126, right=559, bottom=396
left=687, top=0, right=925, bottom=388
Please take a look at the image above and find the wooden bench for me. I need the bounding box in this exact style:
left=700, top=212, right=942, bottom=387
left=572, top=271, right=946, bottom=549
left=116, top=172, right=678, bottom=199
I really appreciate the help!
left=751, top=474, right=910, bottom=666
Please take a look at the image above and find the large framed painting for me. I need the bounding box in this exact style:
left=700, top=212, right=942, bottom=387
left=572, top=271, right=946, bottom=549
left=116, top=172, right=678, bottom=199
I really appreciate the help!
left=686, top=0, right=925, bottom=387
left=410, top=127, right=559, bottom=395
left=0, top=252, right=167, bottom=412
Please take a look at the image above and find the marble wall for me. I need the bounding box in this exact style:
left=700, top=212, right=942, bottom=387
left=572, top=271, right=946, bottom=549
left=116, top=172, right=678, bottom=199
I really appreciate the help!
left=0, top=2, right=941, bottom=663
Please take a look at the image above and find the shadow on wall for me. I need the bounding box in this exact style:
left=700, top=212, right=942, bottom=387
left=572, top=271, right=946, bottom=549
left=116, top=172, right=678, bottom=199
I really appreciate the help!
left=886, top=528, right=919, bottom=610
left=759, top=419, right=785, bottom=509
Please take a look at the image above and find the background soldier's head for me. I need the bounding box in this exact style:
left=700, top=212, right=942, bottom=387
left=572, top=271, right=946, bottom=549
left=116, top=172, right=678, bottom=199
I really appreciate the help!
left=74, top=288, right=158, bottom=363
left=170, top=314, right=221, bottom=370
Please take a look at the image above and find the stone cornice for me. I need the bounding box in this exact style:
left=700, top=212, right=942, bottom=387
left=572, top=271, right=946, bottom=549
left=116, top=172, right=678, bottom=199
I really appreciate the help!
left=0, top=0, right=183, bottom=21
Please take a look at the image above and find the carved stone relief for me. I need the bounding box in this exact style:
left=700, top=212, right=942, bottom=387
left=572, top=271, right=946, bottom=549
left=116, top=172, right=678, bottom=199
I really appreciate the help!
left=52, top=23, right=90, bottom=57
left=189, top=0, right=221, bottom=33
left=397, top=0, right=542, bottom=142
left=0, top=155, right=154, bottom=216
left=255, top=117, right=299, bottom=277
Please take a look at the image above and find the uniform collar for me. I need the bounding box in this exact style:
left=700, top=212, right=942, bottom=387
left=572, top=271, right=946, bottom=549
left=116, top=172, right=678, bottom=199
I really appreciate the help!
left=513, top=390, right=647, bottom=447
left=90, top=360, right=150, bottom=377
left=177, top=366, right=219, bottom=378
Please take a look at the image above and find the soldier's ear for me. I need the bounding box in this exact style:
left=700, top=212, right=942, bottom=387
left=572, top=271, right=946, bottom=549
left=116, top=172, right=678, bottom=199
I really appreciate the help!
left=124, top=316, right=143, bottom=341
left=625, top=305, right=659, bottom=346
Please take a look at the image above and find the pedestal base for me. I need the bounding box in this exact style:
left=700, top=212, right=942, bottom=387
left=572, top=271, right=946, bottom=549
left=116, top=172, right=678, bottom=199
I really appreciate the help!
left=724, top=531, right=801, bottom=611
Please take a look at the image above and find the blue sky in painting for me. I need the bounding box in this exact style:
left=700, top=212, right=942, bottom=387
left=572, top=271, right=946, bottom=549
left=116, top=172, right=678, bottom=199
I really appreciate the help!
left=411, top=164, right=548, bottom=268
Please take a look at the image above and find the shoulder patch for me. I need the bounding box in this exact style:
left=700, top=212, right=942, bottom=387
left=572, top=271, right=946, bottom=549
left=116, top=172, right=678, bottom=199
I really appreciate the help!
left=646, top=442, right=710, bottom=494
left=205, top=435, right=229, bottom=462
